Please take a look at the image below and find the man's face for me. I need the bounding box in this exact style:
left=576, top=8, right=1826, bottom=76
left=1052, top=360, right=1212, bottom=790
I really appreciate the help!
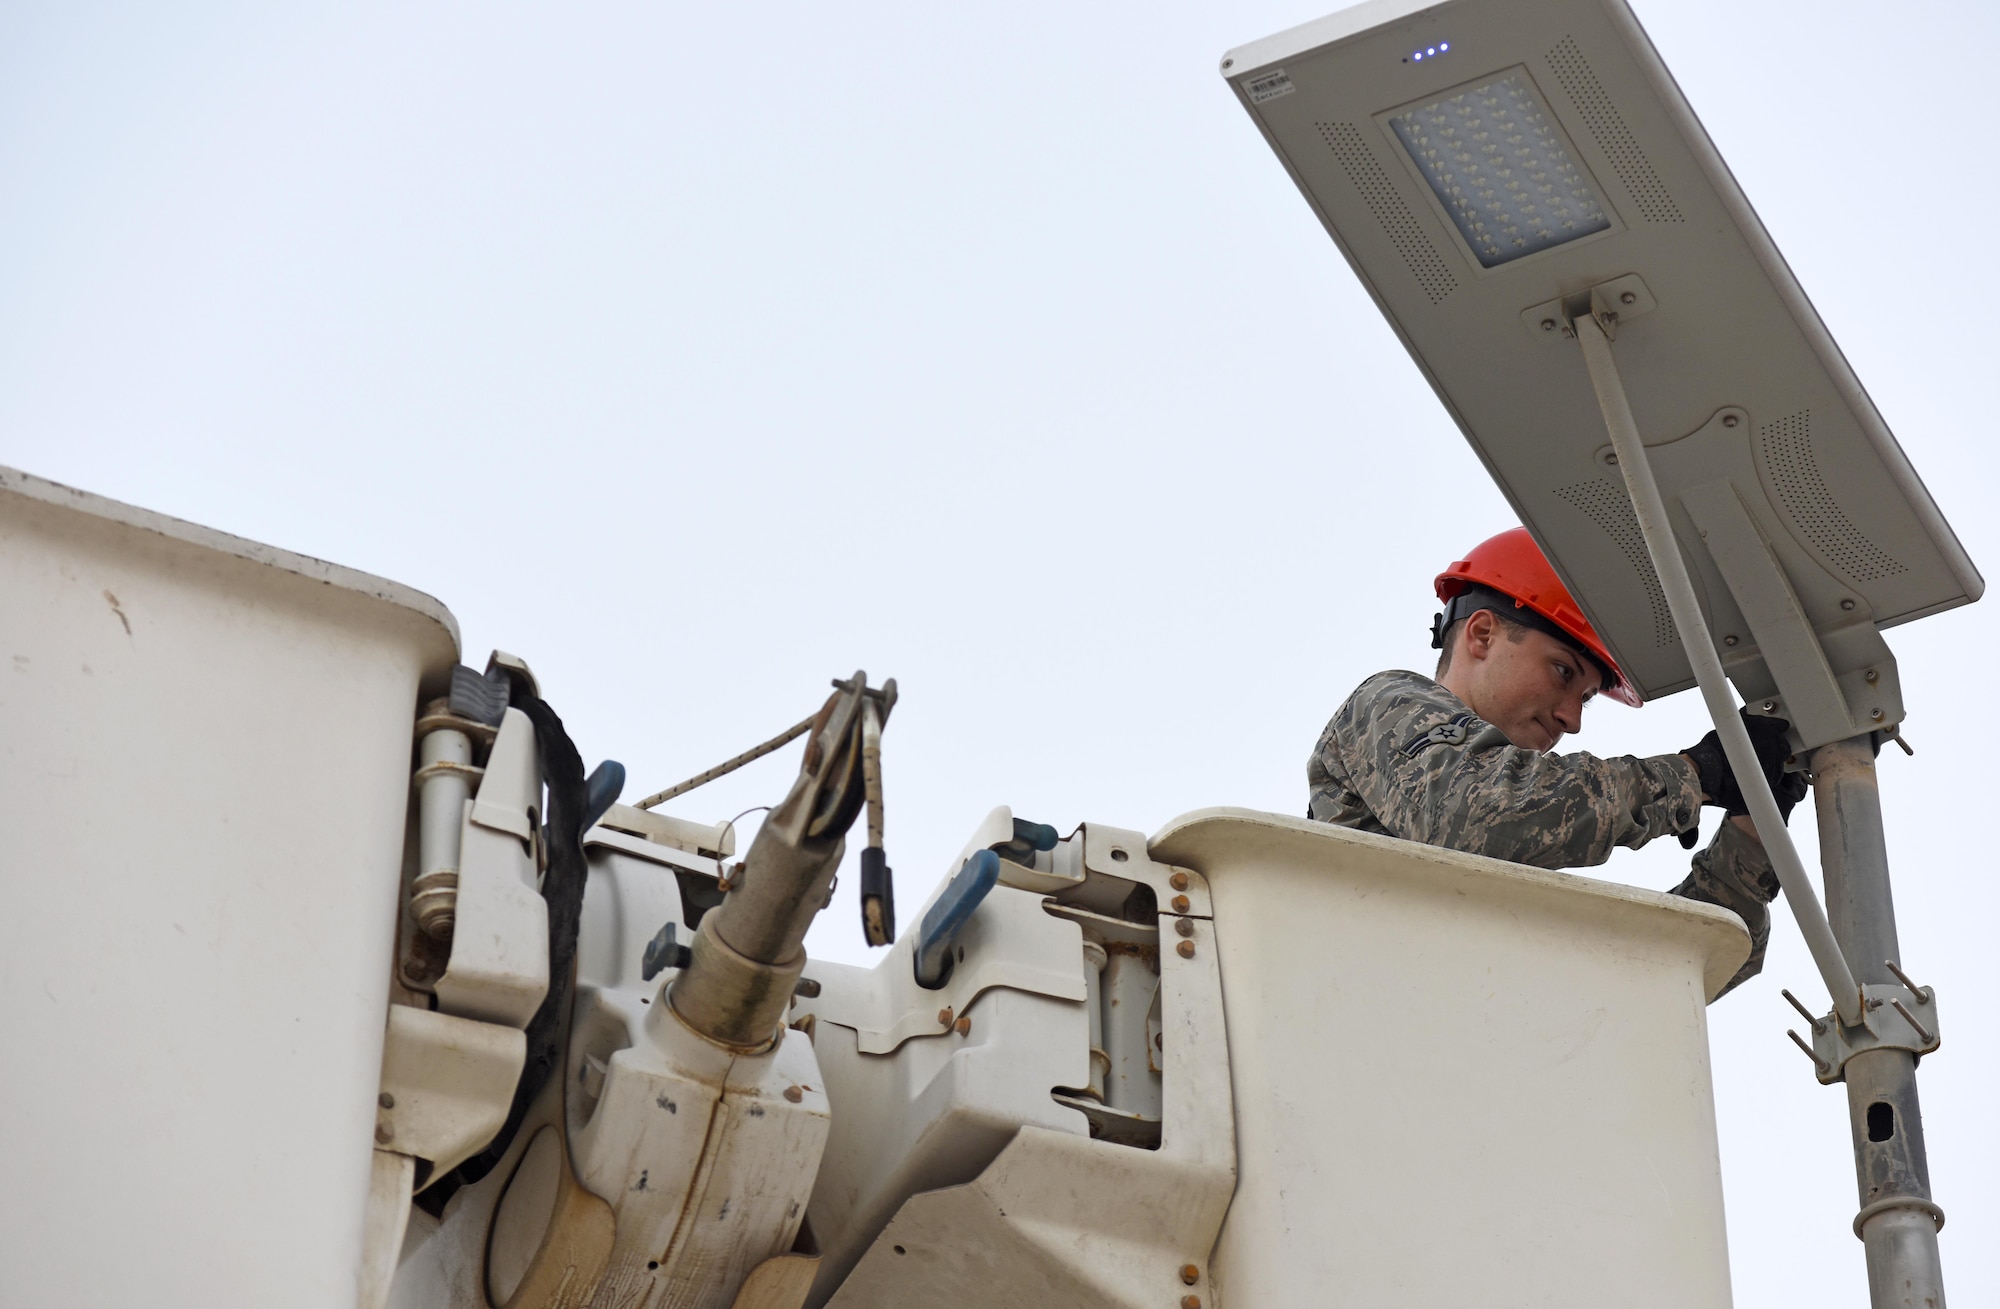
left=1446, top=609, right=1602, bottom=750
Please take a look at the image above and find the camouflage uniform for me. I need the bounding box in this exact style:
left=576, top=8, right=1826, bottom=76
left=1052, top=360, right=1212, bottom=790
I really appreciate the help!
left=1309, top=670, right=1779, bottom=995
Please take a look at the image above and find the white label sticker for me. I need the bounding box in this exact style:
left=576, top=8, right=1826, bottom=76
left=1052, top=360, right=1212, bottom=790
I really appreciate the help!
left=1244, top=69, right=1294, bottom=104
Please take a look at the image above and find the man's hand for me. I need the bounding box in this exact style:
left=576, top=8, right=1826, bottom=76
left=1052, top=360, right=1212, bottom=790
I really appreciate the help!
left=1679, top=712, right=1807, bottom=834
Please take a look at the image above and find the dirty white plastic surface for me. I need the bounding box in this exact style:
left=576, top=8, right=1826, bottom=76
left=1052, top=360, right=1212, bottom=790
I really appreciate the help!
left=1151, top=808, right=1750, bottom=1309
left=395, top=825, right=829, bottom=1309
left=808, top=824, right=1237, bottom=1309
left=0, top=466, right=458, bottom=1308
left=434, top=707, right=551, bottom=1029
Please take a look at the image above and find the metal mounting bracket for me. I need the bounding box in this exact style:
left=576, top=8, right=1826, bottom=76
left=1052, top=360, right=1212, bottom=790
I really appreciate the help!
left=1787, top=971, right=1940, bottom=1085
left=1680, top=479, right=1905, bottom=750
left=1520, top=273, right=1657, bottom=344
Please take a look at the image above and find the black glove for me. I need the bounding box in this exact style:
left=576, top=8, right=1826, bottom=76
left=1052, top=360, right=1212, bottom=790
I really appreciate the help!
left=1676, top=765, right=1809, bottom=846
left=1683, top=711, right=1804, bottom=821
left=1774, top=768, right=1810, bottom=819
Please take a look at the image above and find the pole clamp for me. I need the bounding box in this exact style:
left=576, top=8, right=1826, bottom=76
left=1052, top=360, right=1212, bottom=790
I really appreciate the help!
left=1787, top=966, right=1939, bottom=1085
left=1852, top=1195, right=1945, bottom=1240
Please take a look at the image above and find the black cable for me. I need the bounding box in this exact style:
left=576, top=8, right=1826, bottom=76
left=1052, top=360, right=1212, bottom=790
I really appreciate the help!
left=436, top=678, right=590, bottom=1194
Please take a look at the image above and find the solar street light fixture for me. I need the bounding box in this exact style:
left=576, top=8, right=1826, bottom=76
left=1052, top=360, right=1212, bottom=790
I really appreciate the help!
left=1224, top=0, right=1978, bottom=1302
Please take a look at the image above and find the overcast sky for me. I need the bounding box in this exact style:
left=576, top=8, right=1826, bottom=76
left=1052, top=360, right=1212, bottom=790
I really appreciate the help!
left=4, top=1, right=1994, bottom=1302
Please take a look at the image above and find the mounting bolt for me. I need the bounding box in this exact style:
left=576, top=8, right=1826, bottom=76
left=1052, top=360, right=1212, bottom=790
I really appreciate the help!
left=1841, top=598, right=1857, bottom=611
left=1763, top=700, right=1778, bottom=713
left=375, top=1123, right=394, bottom=1145
left=1177, top=940, right=1197, bottom=959
left=378, top=1092, right=395, bottom=1110
left=783, top=1085, right=804, bottom=1103
left=1175, top=918, right=1196, bottom=938
left=1723, top=634, right=1738, bottom=647
left=1169, top=872, right=1189, bottom=891
left=1180, top=1265, right=1201, bottom=1285
left=1171, top=894, right=1191, bottom=913
left=1182, top=1297, right=1203, bottom=1309
left=1619, top=290, right=1636, bottom=305
left=1222, top=58, right=1233, bottom=69
left=1871, top=708, right=1885, bottom=721
left=1540, top=317, right=1557, bottom=332
left=937, top=1006, right=954, bottom=1027
left=1865, top=668, right=1879, bottom=684
left=1722, top=412, right=1740, bottom=428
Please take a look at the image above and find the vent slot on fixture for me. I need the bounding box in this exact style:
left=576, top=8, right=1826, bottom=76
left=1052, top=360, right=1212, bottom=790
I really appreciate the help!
left=1318, top=122, right=1459, bottom=305
left=1545, top=37, right=1682, bottom=224
left=1759, top=410, right=1907, bottom=581
left=1554, top=478, right=1678, bottom=647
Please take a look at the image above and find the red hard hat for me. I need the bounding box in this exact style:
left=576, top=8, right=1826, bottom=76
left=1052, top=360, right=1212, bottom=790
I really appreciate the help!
left=1435, top=527, right=1641, bottom=707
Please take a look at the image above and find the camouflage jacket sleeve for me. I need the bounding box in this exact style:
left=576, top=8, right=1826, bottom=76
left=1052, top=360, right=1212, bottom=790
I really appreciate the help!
left=1307, top=670, right=1703, bottom=870
left=1669, top=819, right=1782, bottom=996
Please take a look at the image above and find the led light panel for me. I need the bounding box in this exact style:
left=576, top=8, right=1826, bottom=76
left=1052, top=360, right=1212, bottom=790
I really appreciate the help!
left=1388, top=72, right=1610, bottom=267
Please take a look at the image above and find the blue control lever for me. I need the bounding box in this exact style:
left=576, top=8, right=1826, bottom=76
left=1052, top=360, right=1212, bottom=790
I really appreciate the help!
left=914, top=849, right=1000, bottom=989
left=582, top=759, right=625, bottom=833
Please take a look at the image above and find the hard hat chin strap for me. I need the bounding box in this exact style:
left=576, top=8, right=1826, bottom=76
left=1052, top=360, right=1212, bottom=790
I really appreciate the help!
left=1431, top=587, right=1514, bottom=651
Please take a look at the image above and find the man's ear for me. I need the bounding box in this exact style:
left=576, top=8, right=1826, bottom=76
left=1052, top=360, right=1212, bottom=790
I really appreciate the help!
left=1460, top=608, right=1496, bottom=661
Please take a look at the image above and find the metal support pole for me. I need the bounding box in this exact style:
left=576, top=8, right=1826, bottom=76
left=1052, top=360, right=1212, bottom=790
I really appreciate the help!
left=1573, top=313, right=1862, bottom=1022
left=1813, top=737, right=1946, bottom=1308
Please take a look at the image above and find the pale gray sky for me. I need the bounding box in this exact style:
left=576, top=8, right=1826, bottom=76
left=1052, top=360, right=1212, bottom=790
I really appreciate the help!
left=5, top=2, right=1994, bottom=1301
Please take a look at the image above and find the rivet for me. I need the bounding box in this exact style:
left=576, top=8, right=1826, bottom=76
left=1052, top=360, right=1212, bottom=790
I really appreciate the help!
left=1865, top=669, right=1879, bottom=684
left=1222, top=58, right=1233, bottom=69
left=937, top=1007, right=954, bottom=1027
left=1722, top=412, right=1740, bottom=428
left=1871, top=708, right=1884, bottom=721
left=1177, top=940, right=1196, bottom=959
left=375, top=1123, right=394, bottom=1145
left=1540, top=317, right=1557, bottom=331
left=1619, top=290, right=1636, bottom=305
left=1171, top=894, right=1191, bottom=913
left=1180, top=1265, right=1201, bottom=1285
left=783, top=1085, right=804, bottom=1103
left=1175, top=918, right=1196, bottom=938
left=1723, top=634, right=1738, bottom=647
left=955, top=1015, right=972, bottom=1036
left=1169, top=872, right=1189, bottom=891
left=378, top=1092, right=395, bottom=1110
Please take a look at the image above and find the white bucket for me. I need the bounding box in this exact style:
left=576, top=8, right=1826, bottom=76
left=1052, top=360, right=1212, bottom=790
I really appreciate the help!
left=0, top=468, right=457, bottom=1308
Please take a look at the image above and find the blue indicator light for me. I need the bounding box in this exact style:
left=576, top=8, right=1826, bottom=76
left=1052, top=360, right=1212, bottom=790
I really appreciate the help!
left=1408, top=40, right=1454, bottom=64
